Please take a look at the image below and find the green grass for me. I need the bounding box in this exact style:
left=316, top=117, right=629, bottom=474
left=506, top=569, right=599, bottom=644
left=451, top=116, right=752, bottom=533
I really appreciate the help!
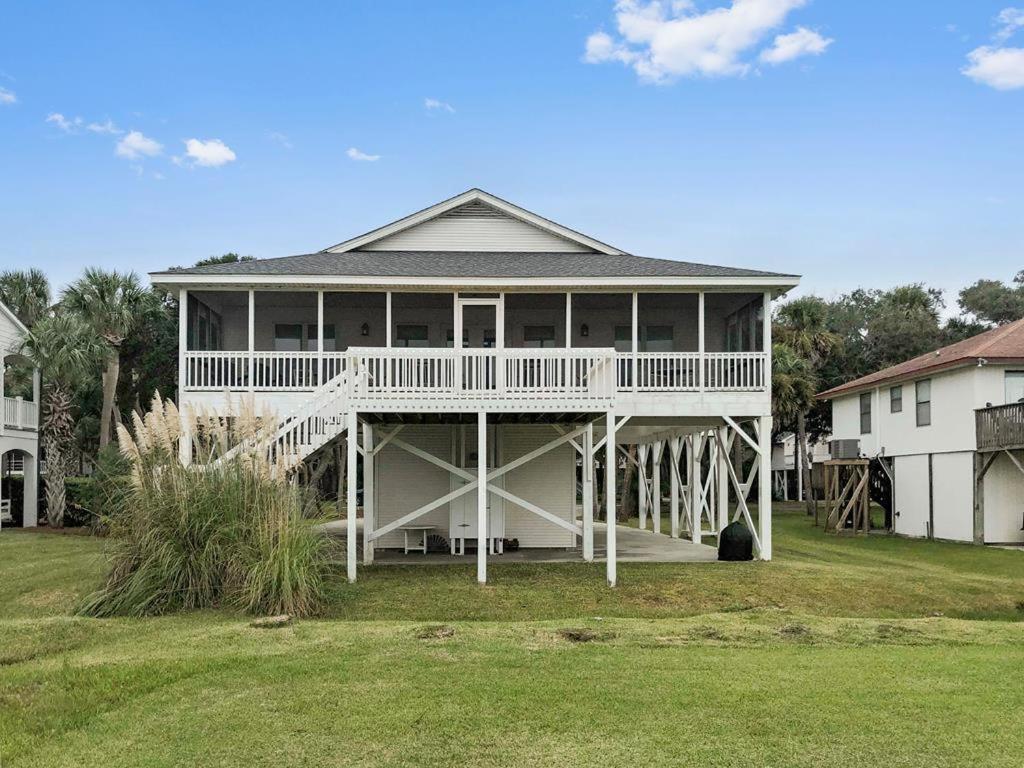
left=2, top=505, right=1024, bottom=767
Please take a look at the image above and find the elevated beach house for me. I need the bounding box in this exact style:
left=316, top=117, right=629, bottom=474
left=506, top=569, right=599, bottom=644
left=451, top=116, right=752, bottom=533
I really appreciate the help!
left=150, top=189, right=799, bottom=584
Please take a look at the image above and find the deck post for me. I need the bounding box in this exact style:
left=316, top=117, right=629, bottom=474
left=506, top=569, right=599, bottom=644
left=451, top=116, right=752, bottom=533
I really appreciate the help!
left=477, top=411, right=488, bottom=585
left=582, top=420, right=595, bottom=561
left=177, top=289, right=192, bottom=466
left=317, top=290, right=324, bottom=384
left=637, top=443, right=648, bottom=530
left=698, top=292, right=705, bottom=392
left=362, top=422, right=375, bottom=565
left=652, top=440, right=664, bottom=534
left=758, top=415, right=773, bottom=560
left=606, top=410, right=617, bottom=587
left=689, top=434, right=701, bottom=543
left=669, top=437, right=681, bottom=538
left=385, top=291, right=392, bottom=347
left=21, top=451, right=38, bottom=527
left=717, top=426, right=729, bottom=534
left=631, top=292, right=638, bottom=392
left=565, top=292, right=572, bottom=348
left=346, top=410, right=358, bottom=583
left=247, top=289, right=255, bottom=392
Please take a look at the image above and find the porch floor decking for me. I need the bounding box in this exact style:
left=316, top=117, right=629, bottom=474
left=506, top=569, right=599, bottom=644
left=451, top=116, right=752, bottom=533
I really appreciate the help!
left=319, top=520, right=719, bottom=564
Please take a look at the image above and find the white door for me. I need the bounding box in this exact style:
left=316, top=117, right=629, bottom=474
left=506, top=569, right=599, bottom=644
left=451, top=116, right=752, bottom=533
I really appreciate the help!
left=449, top=425, right=504, bottom=544
left=456, top=299, right=501, bottom=392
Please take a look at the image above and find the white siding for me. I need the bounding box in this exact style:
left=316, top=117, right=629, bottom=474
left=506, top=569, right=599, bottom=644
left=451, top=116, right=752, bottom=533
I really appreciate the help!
left=0, top=308, right=24, bottom=358
left=363, top=204, right=594, bottom=252
left=893, top=454, right=930, bottom=538
left=500, top=425, right=576, bottom=548
left=931, top=452, right=973, bottom=542
left=983, top=453, right=1024, bottom=544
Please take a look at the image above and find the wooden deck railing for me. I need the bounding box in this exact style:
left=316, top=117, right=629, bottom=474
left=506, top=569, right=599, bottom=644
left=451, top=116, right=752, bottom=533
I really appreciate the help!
left=976, top=402, right=1024, bottom=452
left=183, top=349, right=769, bottom=397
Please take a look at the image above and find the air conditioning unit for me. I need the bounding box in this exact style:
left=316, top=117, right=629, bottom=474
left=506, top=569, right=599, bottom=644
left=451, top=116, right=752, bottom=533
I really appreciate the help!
left=829, top=439, right=860, bottom=460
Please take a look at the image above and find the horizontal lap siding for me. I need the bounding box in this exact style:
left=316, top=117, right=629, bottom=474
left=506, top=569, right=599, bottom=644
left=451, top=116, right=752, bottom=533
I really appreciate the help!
left=374, top=426, right=453, bottom=549
left=364, top=211, right=592, bottom=252
left=499, top=425, right=576, bottom=548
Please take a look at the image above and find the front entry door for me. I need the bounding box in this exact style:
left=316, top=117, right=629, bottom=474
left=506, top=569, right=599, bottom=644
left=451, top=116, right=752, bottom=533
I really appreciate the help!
left=456, top=299, right=501, bottom=391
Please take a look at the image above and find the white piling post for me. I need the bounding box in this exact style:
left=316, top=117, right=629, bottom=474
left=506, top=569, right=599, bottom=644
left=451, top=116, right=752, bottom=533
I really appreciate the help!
left=477, top=411, right=488, bottom=584
left=582, top=421, right=595, bottom=562
left=759, top=415, right=773, bottom=560
left=669, top=437, right=681, bottom=538
left=346, top=411, right=358, bottom=583
left=606, top=411, right=617, bottom=587
left=362, top=422, right=375, bottom=565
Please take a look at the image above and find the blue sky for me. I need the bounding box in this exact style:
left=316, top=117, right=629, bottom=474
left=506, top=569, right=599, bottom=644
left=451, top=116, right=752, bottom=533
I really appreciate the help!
left=1, top=1, right=1022, bottom=309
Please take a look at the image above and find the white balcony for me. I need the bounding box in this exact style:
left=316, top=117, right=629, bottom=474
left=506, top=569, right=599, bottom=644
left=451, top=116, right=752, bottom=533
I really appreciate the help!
left=2, top=396, right=38, bottom=431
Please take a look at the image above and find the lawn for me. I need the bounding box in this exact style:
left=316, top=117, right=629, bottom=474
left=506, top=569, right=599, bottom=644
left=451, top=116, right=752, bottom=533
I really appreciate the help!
left=2, top=505, right=1023, bottom=767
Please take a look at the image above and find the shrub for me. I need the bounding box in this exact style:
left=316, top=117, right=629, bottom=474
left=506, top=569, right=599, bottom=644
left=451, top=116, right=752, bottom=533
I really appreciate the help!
left=78, top=395, right=332, bottom=618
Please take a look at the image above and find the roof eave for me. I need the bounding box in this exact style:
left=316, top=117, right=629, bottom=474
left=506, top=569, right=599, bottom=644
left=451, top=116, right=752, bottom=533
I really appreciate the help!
left=816, top=356, right=1024, bottom=400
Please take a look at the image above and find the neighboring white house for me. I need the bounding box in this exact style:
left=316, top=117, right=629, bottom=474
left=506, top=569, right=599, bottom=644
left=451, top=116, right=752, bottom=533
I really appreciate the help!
left=0, top=300, right=40, bottom=528
left=819, top=319, right=1024, bottom=545
left=150, top=188, right=800, bottom=584
left=771, top=433, right=831, bottom=500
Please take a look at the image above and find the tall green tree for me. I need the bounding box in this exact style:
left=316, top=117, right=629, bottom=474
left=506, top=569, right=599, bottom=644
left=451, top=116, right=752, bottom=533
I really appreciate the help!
left=62, top=269, right=156, bottom=448
left=192, top=252, right=256, bottom=268
left=0, top=268, right=51, bottom=327
left=774, top=297, right=841, bottom=515
left=958, top=272, right=1024, bottom=326
left=772, top=342, right=819, bottom=504
left=19, top=314, right=104, bottom=526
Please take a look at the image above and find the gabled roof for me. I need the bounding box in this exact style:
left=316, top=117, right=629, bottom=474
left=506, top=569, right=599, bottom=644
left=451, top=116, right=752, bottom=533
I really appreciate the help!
left=155, top=250, right=795, bottom=280
left=323, top=188, right=625, bottom=255
left=817, top=318, right=1024, bottom=399
left=0, top=299, right=29, bottom=336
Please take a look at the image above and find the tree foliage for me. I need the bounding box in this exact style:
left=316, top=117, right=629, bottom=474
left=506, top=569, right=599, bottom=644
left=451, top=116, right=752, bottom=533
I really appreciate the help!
left=0, top=268, right=51, bottom=327
left=957, top=271, right=1024, bottom=326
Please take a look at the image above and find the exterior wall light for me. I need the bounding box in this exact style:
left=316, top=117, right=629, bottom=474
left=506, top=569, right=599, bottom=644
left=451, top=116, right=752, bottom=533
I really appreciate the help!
left=580, top=323, right=589, bottom=338
left=360, top=323, right=370, bottom=337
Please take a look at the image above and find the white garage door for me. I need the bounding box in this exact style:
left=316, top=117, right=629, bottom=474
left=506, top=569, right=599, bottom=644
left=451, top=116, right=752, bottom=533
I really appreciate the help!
left=894, top=455, right=929, bottom=538
left=931, top=452, right=973, bottom=542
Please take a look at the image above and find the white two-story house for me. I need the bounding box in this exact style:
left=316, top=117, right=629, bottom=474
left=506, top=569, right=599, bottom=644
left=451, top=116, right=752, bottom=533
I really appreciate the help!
left=150, top=189, right=798, bottom=584
left=1, top=299, right=40, bottom=528
left=820, top=318, right=1024, bottom=545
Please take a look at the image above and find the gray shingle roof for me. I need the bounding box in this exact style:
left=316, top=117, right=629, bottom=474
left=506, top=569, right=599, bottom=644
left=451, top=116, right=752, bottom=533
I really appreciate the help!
left=156, top=251, right=797, bottom=279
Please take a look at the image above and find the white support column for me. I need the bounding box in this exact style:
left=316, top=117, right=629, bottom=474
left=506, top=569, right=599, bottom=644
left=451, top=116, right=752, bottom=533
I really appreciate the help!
left=605, top=411, right=617, bottom=587
left=651, top=440, right=664, bottom=535
left=582, top=420, right=595, bottom=561
left=669, top=437, right=681, bottom=538
left=385, top=291, right=393, bottom=348
left=453, top=293, right=462, bottom=390
left=717, top=426, right=729, bottom=533
left=317, top=290, right=324, bottom=384
left=690, top=434, right=701, bottom=543
left=247, top=289, right=255, bottom=393
left=637, top=443, right=648, bottom=530
left=631, top=291, right=639, bottom=392
left=177, top=289, right=191, bottom=466
left=22, top=452, right=38, bottom=528
left=477, top=411, right=488, bottom=585
left=362, top=422, right=375, bottom=565
left=31, top=369, right=40, bottom=429
left=346, top=410, right=358, bottom=583
left=759, top=415, right=773, bottom=560
left=698, top=291, right=705, bottom=392
left=0, top=365, right=4, bottom=437
left=565, top=292, right=572, bottom=348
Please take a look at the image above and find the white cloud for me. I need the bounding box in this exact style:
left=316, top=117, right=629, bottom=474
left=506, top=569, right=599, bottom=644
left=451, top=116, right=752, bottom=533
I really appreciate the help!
left=0, top=87, right=15, bottom=105
left=87, top=119, right=122, bottom=135
left=116, top=130, right=163, bottom=159
left=268, top=131, right=293, bottom=149
left=583, top=0, right=825, bottom=82
left=760, top=26, right=832, bottom=64
left=963, top=45, right=1024, bottom=89
left=425, top=98, right=455, bottom=113
left=995, top=7, right=1024, bottom=41
left=182, top=138, right=237, bottom=167
left=346, top=147, right=380, bottom=162
left=962, top=8, right=1024, bottom=90
left=46, top=112, right=83, bottom=132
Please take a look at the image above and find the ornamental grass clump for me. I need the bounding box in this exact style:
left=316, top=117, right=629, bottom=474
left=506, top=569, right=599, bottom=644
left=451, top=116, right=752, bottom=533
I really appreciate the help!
left=78, top=395, right=332, bottom=618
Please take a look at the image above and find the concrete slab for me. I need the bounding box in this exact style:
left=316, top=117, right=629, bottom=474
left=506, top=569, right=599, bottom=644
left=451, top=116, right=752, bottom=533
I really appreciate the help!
left=319, top=520, right=719, bottom=564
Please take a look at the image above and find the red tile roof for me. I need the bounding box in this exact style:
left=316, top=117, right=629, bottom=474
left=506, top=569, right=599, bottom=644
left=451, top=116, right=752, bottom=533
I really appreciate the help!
left=817, top=317, right=1024, bottom=399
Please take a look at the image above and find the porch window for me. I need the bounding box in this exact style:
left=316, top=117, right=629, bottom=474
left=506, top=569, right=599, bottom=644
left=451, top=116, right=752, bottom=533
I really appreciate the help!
left=396, top=324, right=429, bottom=348
left=523, top=325, right=556, bottom=348
left=445, top=329, right=468, bottom=348
left=306, top=324, right=336, bottom=352
left=613, top=325, right=632, bottom=353
left=274, top=324, right=303, bottom=352
left=915, top=379, right=931, bottom=427
left=187, top=295, right=223, bottom=351
left=859, top=392, right=871, bottom=434
left=890, top=385, right=902, bottom=413
left=642, top=326, right=674, bottom=352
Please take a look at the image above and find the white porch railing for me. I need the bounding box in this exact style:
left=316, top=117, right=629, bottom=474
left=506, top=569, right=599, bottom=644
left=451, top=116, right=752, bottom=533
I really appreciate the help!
left=182, top=349, right=767, bottom=396
left=2, top=396, right=38, bottom=431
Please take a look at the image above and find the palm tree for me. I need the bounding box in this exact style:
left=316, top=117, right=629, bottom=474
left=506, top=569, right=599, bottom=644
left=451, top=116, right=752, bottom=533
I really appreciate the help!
left=62, top=269, right=154, bottom=449
left=772, top=343, right=819, bottom=510
left=20, top=314, right=104, bottom=526
left=0, top=268, right=51, bottom=327
left=774, top=298, right=841, bottom=515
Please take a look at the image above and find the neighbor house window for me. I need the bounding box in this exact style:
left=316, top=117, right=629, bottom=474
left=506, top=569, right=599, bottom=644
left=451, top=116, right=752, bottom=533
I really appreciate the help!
left=274, top=324, right=302, bottom=352
left=395, top=325, right=429, bottom=348
left=890, top=385, right=902, bottom=413
left=915, top=379, right=931, bottom=427
left=860, top=392, right=872, bottom=434
left=642, top=325, right=674, bottom=352
left=523, top=325, right=556, bottom=348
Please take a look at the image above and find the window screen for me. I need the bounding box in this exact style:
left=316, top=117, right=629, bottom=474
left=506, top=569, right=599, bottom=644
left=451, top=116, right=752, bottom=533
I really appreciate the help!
left=890, top=385, right=902, bottom=413
left=860, top=392, right=872, bottom=434
left=523, top=325, right=556, bottom=348
left=396, top=325, right=429, bottom=348
left=915, top=379, right=931, bottom=427
left=274, top=324, right=302, bottom=352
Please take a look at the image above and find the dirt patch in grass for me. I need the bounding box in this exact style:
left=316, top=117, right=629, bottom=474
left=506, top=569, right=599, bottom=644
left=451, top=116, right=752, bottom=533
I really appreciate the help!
left=557, top=628, right=614, bottom=643
left=415, top=624, right=455, bottom=640
left=779, top=622, right=812, bottom=640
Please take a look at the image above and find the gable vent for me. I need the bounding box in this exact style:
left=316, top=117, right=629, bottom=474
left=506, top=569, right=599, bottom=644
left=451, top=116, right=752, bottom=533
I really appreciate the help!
left=442, top=201, right=507, bottom=219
